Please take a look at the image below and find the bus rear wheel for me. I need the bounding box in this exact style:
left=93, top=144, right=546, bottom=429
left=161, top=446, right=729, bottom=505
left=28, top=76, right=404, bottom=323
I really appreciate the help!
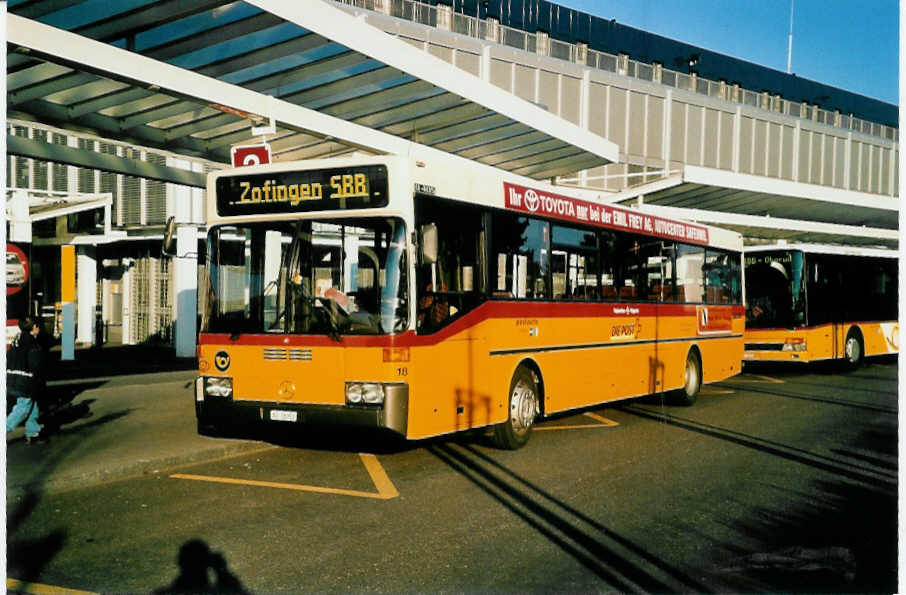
left=493, top=365, right=539, bottom=450
left=844, top=329, right=864, bottom=369
left=670, top=350, right=701, bottom=406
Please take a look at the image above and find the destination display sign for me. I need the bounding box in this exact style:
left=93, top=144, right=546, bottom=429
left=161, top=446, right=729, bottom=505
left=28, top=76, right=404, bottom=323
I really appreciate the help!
left=216, top=165, right=388, bottom=216
left=504, top=182, right=709, bottom=245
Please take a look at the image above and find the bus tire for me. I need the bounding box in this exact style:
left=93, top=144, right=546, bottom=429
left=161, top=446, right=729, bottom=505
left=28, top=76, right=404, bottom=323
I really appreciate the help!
left=493, top=365, right=540, bottom=450
left=844, top=328, right=864, bottom=369
left=670, top=349, right=701, bottom=406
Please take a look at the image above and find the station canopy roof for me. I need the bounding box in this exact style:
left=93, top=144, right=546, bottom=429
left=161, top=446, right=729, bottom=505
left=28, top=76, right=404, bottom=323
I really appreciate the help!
left=6, top=0, right=619, bottom=179
left=605, top=166, right=898, bottom=248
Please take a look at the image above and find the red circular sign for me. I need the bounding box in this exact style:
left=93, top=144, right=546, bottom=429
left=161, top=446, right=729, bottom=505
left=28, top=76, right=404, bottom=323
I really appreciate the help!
left=6, top=243, right=29, bottom=296
left=231, top=145, right=271, bottom=167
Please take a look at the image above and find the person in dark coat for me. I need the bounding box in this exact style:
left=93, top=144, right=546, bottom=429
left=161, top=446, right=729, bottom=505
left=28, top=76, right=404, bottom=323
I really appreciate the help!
left=6, top=317, right=45, bottom=442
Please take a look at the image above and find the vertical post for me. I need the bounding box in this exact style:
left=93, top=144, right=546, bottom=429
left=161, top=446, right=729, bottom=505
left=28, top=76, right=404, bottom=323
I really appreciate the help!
left=76, top=245, right=97, bottom=345
left=174, top=226, right=198, bottom=358
left=122, top=260, right=132, bottom=345
left=61, top=245, right=76, bottom=360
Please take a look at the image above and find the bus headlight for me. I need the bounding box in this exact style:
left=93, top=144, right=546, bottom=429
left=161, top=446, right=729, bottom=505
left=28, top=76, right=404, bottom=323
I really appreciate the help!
left=362, top=383, right=385, bottom=404
left=346, top=382, right=385, bottom=406
left=346, top=383, right=363, bottom=404
left=204, top=376, right=233, bottom=398
left=782, top=338, right=807, bottom=352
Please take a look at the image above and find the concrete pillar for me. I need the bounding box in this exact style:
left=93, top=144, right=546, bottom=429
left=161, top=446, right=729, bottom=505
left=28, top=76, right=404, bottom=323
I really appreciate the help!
left=617, top=53, right=629, bottom=76
left=575, top=42, right=587, bottom=64
left=652, top=62, right=663, bottom=84
left=484, top=17, right=499, bottom=43
left=76, top=246, right=97, bottom=344
left=536, top=31, right=549, bottom=56
left=174, top=226, right=197, bottom=358
left=436, top=4, right=452, bottom=30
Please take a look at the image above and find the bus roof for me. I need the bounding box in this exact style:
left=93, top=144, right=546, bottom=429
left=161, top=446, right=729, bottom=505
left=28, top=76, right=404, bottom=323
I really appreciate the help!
left=208, top=152, right=743, bottom=252
left=744, top=243, right=898, bottom=259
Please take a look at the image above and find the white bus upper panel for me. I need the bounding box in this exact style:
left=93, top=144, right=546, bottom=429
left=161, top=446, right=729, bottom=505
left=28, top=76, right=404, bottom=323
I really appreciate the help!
left=207, top=152, right=743, bottom=253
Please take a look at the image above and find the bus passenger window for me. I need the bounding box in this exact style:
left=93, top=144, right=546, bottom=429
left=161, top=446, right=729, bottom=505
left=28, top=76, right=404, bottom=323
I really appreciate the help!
left=492, top=214, right=549, bottom=300
left=637, top=241, right=674, bottom=302
left=414, top=196, right=486, bottom=333
left=675, top=243, right=704, bottom=303
left=704, top=249, right=742, bottom=304
left=552, top=224, right=599, bottom=300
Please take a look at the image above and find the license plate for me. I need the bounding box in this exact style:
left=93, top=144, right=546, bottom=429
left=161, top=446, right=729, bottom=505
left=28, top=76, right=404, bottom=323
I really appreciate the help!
left=269, top=409, right=298, bottom=422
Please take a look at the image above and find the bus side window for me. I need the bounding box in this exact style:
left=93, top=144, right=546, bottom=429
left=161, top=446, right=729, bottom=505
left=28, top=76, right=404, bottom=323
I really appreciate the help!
left=414, top=196, right=486, bottom=333
left=675, top=243, right=704, bottom=304
left=491, top=213, right=549, bottom=300
left=551, top=224, right=599, bottom=301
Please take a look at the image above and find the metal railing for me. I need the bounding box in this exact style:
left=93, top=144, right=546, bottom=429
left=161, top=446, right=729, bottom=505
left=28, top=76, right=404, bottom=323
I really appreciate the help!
left=333, top=0, right=898, bottom=142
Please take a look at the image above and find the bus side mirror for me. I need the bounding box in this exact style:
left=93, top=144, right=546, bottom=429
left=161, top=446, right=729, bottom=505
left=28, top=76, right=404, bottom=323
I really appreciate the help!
left=420, top=223, right=438, bottom=265
left=162, top=216, right=177, bottom=257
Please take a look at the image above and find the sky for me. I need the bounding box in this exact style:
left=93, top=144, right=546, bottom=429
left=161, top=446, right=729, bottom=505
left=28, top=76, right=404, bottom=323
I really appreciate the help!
left=554, top=0, right=898, bottom=105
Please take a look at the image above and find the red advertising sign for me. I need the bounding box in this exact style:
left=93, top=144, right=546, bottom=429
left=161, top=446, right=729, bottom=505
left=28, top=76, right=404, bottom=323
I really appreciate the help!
left=231, top=144, right=271, bottom=168
left=6, top=243, right=29, bottom=296
left=504, top=182, right=709, bottom=245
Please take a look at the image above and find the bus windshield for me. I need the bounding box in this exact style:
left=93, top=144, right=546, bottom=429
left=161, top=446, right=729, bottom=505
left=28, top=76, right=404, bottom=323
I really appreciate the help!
left=203, top=218, right=408, bottom=337
left=744, top=250, right=806, bottom=329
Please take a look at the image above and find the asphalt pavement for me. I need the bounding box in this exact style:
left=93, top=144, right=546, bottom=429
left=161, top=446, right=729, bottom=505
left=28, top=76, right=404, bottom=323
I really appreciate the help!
left=6, top=344, right=266, bottom=497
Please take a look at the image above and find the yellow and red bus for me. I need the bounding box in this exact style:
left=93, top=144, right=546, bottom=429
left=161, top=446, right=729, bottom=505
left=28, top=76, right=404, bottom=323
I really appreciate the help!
left=743, top=244, right=898, bottom=366
left=196, top=153, right=744, bottom=448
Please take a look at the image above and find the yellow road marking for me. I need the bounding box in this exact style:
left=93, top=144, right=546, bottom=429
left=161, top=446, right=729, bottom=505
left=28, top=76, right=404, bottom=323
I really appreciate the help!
left=7, top=578, right=97, bottom=595
left=536, top=411, right=620, bottom=431
left=360, top=453, right=399, bottom=499
left=170, top=453, right=398, bottom=500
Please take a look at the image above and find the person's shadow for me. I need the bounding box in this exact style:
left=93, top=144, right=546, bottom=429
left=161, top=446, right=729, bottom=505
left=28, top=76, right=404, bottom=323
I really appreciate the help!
left=154, top=539, right=250, bottom=594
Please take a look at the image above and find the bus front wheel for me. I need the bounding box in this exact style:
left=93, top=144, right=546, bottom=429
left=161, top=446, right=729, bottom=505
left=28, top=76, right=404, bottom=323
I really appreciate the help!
left=844, top=329, right=864, bottom=369
left=494, top=365, right=539, bottom=450
left=670, top=350, right=701, bottom=406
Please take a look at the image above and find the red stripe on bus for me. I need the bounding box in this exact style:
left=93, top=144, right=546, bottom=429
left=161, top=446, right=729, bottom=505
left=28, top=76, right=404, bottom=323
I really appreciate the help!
left=199, top=302, right=744, bottom=348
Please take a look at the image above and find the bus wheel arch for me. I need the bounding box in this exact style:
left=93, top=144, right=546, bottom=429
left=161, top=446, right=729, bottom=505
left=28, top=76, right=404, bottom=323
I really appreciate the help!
left=670, top=346, right=702, bottom=406
left=844, top=326, right=864, bottom=368
left=493, top=359, right=542, bottom=450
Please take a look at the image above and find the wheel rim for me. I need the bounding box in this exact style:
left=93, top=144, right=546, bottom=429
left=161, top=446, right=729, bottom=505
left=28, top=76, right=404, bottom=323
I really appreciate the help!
left=846, top=336, right=861, bottom=363
left=510, top=378, right=538, bottom=435
left=684, top=356, right=700, bottom=396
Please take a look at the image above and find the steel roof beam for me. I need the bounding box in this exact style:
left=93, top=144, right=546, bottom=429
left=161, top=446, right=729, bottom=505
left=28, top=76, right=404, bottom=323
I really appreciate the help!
left=73, top=0, right=232, bottom=44
left=9, top=71, right=100, bottom=105
left=193, top=32, right=328, bottom=80
left=247, top=0, right=619, bottom=164
left=9, top=14, right=412, bottom=158
left=8, top=133, right=207, bottom=187
left=143, top=11, right=284, bottom=62
left=10, top=0, right=84, bottom=20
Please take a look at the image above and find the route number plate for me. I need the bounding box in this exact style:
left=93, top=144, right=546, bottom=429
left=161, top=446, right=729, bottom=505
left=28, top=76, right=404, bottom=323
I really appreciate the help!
left=270, top=409, right=298, bottom=422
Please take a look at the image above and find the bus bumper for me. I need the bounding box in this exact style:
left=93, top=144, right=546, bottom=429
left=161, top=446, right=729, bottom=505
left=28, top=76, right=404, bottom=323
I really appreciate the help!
left=195, top=379, right=409, bottom=437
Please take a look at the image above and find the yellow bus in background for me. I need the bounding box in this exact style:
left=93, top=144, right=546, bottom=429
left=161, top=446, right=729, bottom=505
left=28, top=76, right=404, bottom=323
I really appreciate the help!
left=196, top=153, right=744, bottom=448
left=744, top=244, right=898, bottom=367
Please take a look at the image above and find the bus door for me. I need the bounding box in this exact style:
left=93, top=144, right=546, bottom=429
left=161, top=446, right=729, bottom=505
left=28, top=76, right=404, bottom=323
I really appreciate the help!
left=635, top=239, right=673, bottom=394
left=805, top=253, right=844, bottom=360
